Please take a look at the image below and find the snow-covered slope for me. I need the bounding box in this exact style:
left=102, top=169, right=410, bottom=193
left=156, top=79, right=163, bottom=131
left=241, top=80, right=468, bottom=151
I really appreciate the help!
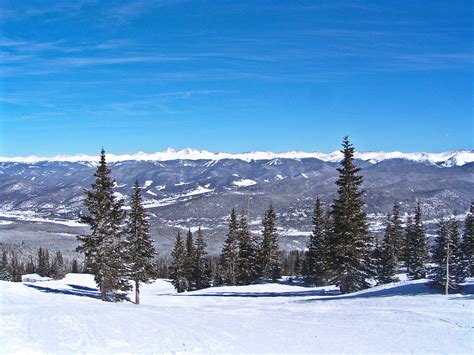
left=1, top=274, right=472, bottom=353
left=1, top=148, right=473, bottom=166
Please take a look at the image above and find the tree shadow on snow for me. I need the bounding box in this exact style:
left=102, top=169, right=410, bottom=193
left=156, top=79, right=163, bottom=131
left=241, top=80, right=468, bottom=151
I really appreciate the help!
left=303, top=281, right=473, bottom=303
left=25, top=284, right=100, bottom=299
left=180, top=289, right=340, bottom=298
left=184, top=280, right=474, bottom=300
left=67, top=284, right=98, bottom=292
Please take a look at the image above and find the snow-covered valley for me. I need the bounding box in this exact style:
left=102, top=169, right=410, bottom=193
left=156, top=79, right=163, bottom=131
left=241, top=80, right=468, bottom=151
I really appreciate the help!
left=1, top=274, right=472, bottom=354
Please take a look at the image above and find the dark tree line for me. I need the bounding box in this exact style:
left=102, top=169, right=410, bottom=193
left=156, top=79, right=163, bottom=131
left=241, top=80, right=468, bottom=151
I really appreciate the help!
left=0, top=247, right=80, bottom=282
left=169, top=228, right=211, bottom=292
left=169, top=204, right=282, bottom=291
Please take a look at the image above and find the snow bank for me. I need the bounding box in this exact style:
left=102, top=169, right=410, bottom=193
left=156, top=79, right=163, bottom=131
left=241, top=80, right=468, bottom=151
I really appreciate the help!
left=232, top=178, right=257, bottom=187
left=21, top=274, right=52, bottom=282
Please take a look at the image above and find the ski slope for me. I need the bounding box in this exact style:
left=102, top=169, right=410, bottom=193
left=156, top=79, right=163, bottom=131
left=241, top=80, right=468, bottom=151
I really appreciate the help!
left=1, top=274, right=473, bottom=354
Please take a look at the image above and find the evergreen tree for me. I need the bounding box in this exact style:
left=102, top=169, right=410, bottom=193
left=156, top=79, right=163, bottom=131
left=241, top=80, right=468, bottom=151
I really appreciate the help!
left=372, top=239, right=383, bottom=282
left=169, top=232, right=187, bottom=293
left=0, top=250, right=12, bottom=281
left=9, top=252, right=24, bottom=282
left=390, top=202, right=404, bottom=261
left=403, top=216, right=414, bottom=266
left=25, top=256, right=35, bottom=274
left=124, top=180, right=157, bottom=304
left=294, top=251, right=302, bottom=278
left=37, top=247, right=50, bottom=277
left=237, top=211, right=260, bottom=284
left=430, top=217, right=466, bottom=293
left=406, top=204, right=428, bottom=279
left=304, top=198, right=326, bottom=286
left=260, top=204, right=281, bottom=281
left=77, top=149, right=130, bottom=301
left=219, top=208, right=240, bottom=285
left=326, top=136, right=373, bottom=293
left=51, top=251, right=65, bottom=280
left=377, top=213, right=399, bottom=284
left=323, top=210, right=334, bottom=281
left=184, top=229, right=196, bottom=290
left=71, top=259, right=80, bottom=273
left=193, top=227, right=211, bottom=290
left=462, top=202, right=474, bottom=276
left=1, top=250, right=7, bottom=271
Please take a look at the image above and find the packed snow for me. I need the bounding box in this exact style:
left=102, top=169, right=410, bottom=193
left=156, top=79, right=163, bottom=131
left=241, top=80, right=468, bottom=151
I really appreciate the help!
left=1, top=274, right=472, bottom=354
left=1, top=148, right=472, bottom=166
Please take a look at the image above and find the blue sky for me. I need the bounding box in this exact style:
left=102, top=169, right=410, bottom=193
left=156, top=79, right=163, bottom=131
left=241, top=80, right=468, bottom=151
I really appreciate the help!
left=0, top=0, right=472, bottom=156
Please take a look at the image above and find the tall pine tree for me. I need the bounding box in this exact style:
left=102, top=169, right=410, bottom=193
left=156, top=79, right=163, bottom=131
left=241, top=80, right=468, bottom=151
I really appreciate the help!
left=77, top=148, right=130, bottom=301
left=390, top=202, right=405, bottom=261
left=169, top=232, right=187, bottom=293
left=377, top=212, right=399, bottom=284
left=125, top=180, right=157, bottom=304
left=462, top=202, right=474, bottom=276
left=326, top=136, right=373, bottom=294
left=430, top=217, right=466, bottom=293
left=219, top=209, right=240, bottom=285
left=37, top=247, right=50, bottom=277
left=237, top=211, right=260, bottom=284
left=193, top=227, right=211, bottom=290
left=51, top=251, right=65, bottom=280
left=260, top=204, right=281, bottom=281
left=304, top=198, right=326, bottom=286
left=406, top=204, right=428, bottom=280
left=184, top=229, right=196, bottom=290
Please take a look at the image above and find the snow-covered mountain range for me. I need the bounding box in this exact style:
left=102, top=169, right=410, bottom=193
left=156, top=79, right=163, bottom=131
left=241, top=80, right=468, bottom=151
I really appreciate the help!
left=1, top=148, right=473, bottom=254
left=1, top=148, right=473, bottom=167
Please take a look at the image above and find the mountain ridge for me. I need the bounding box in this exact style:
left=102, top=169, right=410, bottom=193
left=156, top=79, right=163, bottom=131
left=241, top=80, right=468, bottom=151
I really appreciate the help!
left=1, top=148, right=473, bottom=166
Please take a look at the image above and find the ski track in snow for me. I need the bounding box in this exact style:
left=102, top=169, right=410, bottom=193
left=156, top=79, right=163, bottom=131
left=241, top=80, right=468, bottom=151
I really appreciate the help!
left=1, top=274, right=473, bottom=354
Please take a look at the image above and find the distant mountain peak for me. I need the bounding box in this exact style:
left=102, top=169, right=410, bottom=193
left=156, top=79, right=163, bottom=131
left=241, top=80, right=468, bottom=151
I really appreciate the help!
left=1, top=148, right=473, bottom=166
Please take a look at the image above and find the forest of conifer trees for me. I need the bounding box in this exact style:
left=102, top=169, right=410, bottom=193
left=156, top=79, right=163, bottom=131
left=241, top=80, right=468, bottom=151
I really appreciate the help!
left=1, top=137, right=472, bottom=300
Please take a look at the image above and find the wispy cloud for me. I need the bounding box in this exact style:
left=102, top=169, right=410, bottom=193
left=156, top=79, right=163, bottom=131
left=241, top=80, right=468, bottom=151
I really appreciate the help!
left=0, top=0, right=93, bottom=21
left=52, top=54, right=187, bottom=67
left=105, top=0, right=183, bottom=25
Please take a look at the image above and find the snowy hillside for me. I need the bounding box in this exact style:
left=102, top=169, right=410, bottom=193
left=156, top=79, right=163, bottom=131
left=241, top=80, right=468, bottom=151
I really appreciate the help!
left=1, top=148, right=473, bottom=166
left=1, top=274, right=472, bottom=353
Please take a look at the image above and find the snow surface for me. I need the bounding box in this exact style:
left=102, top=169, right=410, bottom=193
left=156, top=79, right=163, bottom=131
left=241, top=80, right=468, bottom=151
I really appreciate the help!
left=232, top=178, right=257, bottom=187
left=143, top=180, right=153, bottom=188
left=1, top=274, right=472, bottom=354
left=0, top=210, right=83, bottom=227
left=1, top=148, right=473, bottom=166
left=141, top=185, right=214, bottom=209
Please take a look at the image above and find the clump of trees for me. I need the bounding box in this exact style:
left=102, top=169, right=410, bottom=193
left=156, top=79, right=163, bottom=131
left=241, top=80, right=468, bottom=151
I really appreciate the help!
left=295, top=137, right=472, bottom=294
left=76, top=149, right=157, bottom=302
left=0, top=245, right=81, bottom=282
left=169, top=204, right=282, bottom=291
left=169, top=228, right=211, bottom=292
